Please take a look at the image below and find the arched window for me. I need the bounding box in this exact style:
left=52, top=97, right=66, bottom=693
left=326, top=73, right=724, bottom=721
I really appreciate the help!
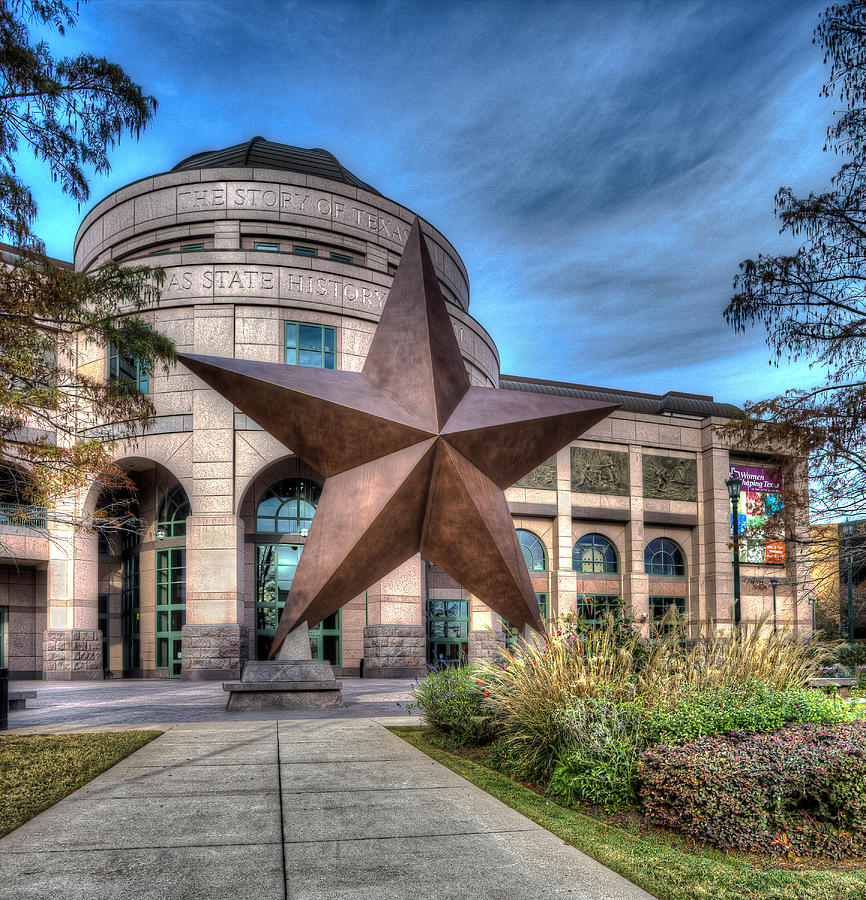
left=256, top=478, right=321, bottom=534
left=644, top=538, right=686, bottom=577
left=517, top=529, right=546, bottom=572
left=157, top=485, right=190, bottom=538
left=573, top=534, right=619, bottom=574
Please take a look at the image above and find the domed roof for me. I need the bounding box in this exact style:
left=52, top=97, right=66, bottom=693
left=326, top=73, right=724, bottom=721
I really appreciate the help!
left=172, top=136, right=381, bottom=195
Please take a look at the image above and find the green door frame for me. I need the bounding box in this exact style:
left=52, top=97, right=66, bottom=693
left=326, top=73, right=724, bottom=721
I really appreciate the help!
left=427, top=597, right=469, bottom=663
left=98, top=593, right=110, bottom=674
left=155, top=547, right=186, bottom=678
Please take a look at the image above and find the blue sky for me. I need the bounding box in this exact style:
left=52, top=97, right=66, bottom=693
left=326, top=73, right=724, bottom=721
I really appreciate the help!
left=22, top=0, right=839, bottom=404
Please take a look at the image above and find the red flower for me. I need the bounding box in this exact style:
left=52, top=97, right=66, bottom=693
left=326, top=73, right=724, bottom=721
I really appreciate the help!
left=483, top=691, right=490, bottom=698
left=476, top=679, right=482, bottom=685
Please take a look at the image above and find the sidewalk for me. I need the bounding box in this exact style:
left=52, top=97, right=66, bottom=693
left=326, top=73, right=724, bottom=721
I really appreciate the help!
left=5, top=677, right=417, bottom=731
left=0, top=719, right=654, bottom=899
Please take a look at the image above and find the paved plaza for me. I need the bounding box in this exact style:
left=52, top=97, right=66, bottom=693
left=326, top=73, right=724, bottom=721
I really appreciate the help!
left=1, top=681, right=652, bottom=899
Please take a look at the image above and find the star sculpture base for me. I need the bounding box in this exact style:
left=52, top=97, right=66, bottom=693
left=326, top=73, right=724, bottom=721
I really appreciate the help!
left=222, top=622, right=345, bottom=710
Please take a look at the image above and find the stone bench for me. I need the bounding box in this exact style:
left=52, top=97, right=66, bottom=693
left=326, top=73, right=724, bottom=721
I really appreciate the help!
left=808, top=677, right=856, bottom=698
left=8, top=690, right=36, bottom=710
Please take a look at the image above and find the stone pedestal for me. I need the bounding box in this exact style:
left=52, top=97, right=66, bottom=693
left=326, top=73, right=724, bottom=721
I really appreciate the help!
left=43, top=629, right=103, bottom=680
left=181, top=624, right=246, bottom=681
left=363, top=624, right=425, bottom=677
left=223, top=622, right=344, bottom=710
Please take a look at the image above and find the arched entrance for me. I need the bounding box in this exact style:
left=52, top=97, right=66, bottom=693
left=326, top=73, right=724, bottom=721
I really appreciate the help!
left=252, top=476, right=341, bottom=664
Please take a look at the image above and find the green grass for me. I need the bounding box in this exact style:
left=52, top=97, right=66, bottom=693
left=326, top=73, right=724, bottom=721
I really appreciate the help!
left=0, top=730, right=161, bottom=837
left=389, top=726, right=866, bottom=900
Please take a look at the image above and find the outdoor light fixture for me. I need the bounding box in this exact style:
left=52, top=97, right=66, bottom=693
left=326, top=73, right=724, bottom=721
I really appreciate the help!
left=725, top=475, right=743, bottom=625
left=156, top=529, right=166, bottom=541
left=300, top=528, right=309, bottom=537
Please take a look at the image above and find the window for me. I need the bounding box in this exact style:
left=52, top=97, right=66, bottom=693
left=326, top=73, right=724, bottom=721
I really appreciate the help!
left=330, top=251, right=353, bottom=263
left=256, top=478, right=321, bottom=534
left=292, top=245, right=317, bottom=257
left=149, top=247, right=171, bottom=256
left=517, top=529, right=546, bottom=572
left=108, top=343, right=149, bottom=393
left=255, top=544, right=341, bottom=663
left=180, top=242, right=204, bottom=252
left=254, top=241, right=279, bottom=252
left=573, top=534, right=619, bottom=574
left=157, top=485, right=190, bottom=538
left=644, top=538, right=686, bottom=577
left=285, top=322, right=336, bottom=369
left=577, top=594, right=622, bottom=625
left=121, top=553, right=140, bottom=670
left=650, top=596, right=686, bottom=631
left=427, top=597, right=469, bottom=663
left=504, top=594, right=547, bottom=649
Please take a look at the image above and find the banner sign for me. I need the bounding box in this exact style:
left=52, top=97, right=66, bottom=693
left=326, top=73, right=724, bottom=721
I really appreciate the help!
left=729, top=464, right=785, bottom=566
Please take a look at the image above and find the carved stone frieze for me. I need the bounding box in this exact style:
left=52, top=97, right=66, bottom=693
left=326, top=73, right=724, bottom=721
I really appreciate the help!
left=515, top=455, right=557, bottom=490
left=642, top=455, right=697, bottom=501
left=570, top=447, right=629, bottom=496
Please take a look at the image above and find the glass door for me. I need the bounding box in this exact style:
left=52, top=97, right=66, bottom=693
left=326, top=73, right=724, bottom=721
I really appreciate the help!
left=155, top=548, right=186, bottom=677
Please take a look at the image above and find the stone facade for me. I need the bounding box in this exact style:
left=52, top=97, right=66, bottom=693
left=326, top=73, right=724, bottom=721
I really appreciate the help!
left=42, top=630, right=102, bottom=680
left=0, top=138, right=812, bottom=680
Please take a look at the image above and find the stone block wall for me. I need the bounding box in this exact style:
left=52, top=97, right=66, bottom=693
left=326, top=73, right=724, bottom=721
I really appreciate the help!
left=181, top=623, right=247, bottom=680
left=43, top=629, right=103, bottom=680
left=363, top=624, right=425, bottom=678
left=468, top=629, right=504, bottom=662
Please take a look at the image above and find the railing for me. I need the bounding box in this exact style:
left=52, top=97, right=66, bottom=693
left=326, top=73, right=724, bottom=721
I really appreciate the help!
left=0, top=502, right=48, bottom=529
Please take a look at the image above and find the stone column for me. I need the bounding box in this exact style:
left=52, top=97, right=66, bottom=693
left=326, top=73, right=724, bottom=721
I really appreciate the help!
left=554, top=445, right=577, bottom=622
left=181, top=305, right=246, bottom=680
left=43, top=521, right=102, bottom=680
left=623, top=445, right=649, bottom=633
left=363, top=556, right=426, bottom=677
left=699, top=433, right=736, bottom=627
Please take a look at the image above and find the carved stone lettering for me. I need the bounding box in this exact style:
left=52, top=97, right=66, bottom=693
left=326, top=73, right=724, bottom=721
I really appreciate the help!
left=515, top=456, right=557, bottom=490
left=283, top=271, right=387, bottom=307
left=571, top=447, right=629, bottom=496
left=642, top=455, right=697, bottom=501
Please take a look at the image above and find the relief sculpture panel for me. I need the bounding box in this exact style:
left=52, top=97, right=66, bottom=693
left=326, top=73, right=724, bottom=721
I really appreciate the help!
left=570, top=447, right=629, bottom=496
left=515, top=455, right=557, bottom=490
left=642, top=455, right=697, bottom=501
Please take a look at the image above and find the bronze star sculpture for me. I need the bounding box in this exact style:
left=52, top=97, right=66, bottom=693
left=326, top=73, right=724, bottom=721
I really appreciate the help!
left=179, top=219, right=616, bottom=658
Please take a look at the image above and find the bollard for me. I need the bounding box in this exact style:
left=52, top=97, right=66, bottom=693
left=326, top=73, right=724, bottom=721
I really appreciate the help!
left=0, top=667, right=8, bottom=730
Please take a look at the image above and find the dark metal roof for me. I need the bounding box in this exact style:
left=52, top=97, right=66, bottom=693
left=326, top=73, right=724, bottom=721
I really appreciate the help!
left=500, top=375, right=740, bottom=419
left=172, top=137, right=381, bottom=195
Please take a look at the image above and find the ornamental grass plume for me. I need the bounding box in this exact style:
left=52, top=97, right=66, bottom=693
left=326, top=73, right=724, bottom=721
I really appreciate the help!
left=477, top=614, right=642, bottom=779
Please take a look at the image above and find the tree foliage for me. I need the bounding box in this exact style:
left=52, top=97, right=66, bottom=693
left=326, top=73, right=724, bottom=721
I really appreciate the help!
left=721, top=1, right=866, bottom=601
left=0, top=0, right=171, bottom=537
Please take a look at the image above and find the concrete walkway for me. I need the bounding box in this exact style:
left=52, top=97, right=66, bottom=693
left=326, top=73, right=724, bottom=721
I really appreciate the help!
left=6, top=677, right=416, bottom=731
left=0, top=719, right=654, bottom=899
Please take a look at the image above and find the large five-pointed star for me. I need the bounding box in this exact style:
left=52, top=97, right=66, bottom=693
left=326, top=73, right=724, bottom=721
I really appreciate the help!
left=179, top=219, right=616, bottom=658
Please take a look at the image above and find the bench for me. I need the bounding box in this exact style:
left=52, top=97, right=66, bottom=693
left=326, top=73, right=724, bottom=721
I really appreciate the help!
left=8, top=690, right=36, bottom=710
left=808, top=677, right=856, bottom=698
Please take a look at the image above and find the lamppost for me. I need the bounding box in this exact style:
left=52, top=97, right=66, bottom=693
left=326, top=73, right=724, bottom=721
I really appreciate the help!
left=807, top=596, right=816, bottom=634
left=842, top=520, right=855, bottom=645
left=725, top=475, right=743, bottom=626
left=769, top=576, right=779, bottom=633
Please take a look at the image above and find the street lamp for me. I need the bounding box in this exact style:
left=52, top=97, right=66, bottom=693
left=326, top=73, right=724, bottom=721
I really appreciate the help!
left=725, top=475, right=743, bottom=626
left=769, top=576, right=779, bottom=633
left=842, top=521, right=856, bottom=645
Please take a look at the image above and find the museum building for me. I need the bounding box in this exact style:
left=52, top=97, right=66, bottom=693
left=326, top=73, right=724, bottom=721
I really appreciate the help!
left=0, top=138, right=811, bottom=680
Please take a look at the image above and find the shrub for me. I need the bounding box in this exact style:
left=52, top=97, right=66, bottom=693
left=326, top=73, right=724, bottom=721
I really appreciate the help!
left=406, top=665, right=494, bottom=745
left=643, top=681, right=853, bottom=745
left=837, top=642, right=866, bottom=670
left=548, top=699, right=646, bottom=809
left=639, top=722, right=866, bottom=859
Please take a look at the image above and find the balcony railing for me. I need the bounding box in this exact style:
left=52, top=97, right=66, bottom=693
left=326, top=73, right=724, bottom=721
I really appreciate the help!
left=0, top=503, right=48, bottom=529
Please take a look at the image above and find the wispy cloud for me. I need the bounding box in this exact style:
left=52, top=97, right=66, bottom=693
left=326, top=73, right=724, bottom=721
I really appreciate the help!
left=24, top=0, right=836, bottom=404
